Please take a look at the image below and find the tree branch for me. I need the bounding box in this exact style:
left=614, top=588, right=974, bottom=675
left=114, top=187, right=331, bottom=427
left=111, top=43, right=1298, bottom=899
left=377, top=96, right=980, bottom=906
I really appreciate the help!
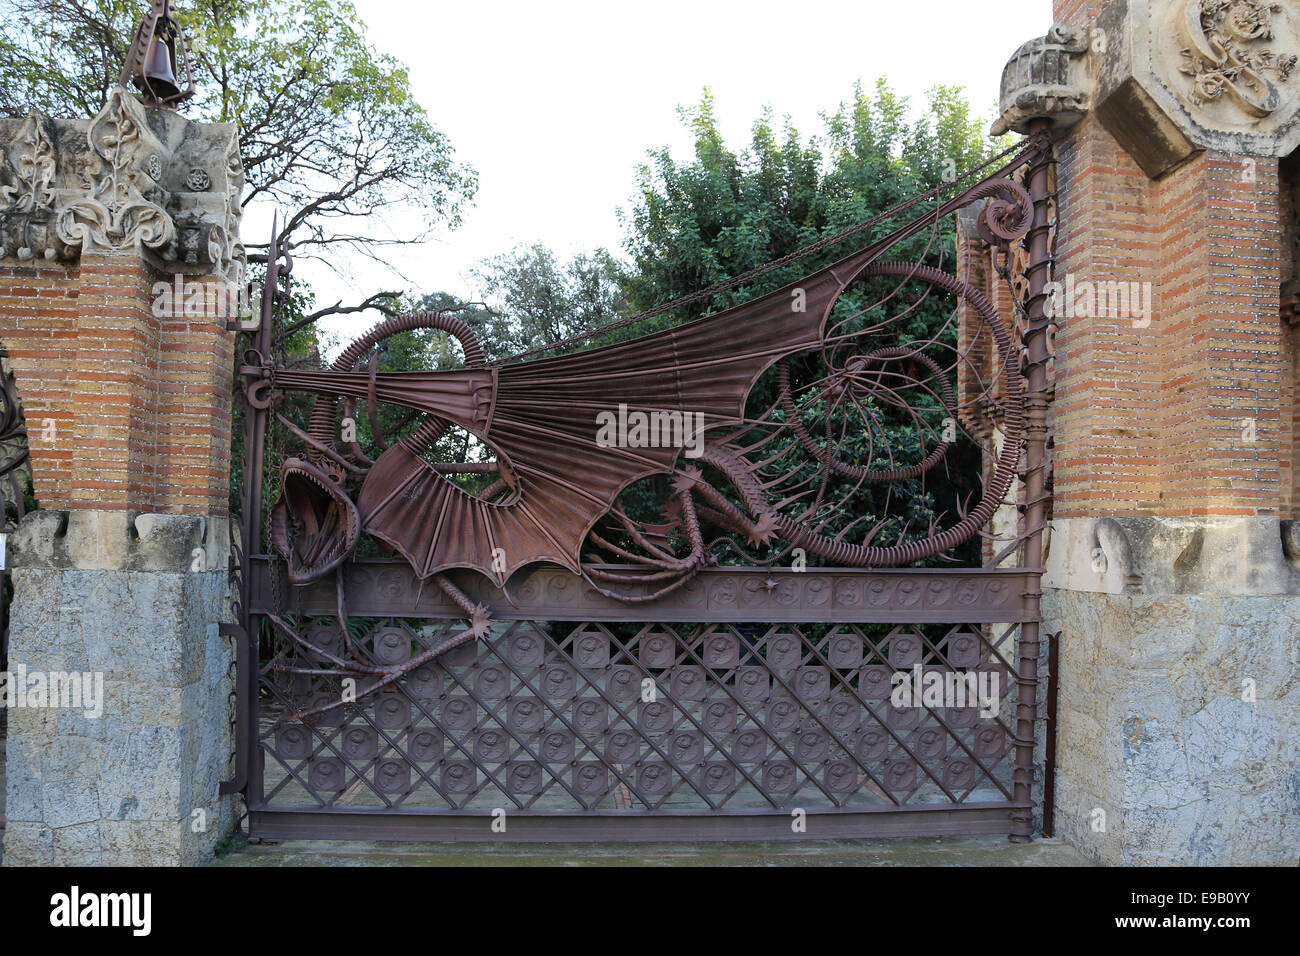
left=280, top=291, right=405, bottom=338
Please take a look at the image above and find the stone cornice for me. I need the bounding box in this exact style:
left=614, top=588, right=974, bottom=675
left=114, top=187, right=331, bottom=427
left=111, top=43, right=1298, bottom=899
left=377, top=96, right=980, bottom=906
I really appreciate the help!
left=1044, top=515, right=1300, bottom=596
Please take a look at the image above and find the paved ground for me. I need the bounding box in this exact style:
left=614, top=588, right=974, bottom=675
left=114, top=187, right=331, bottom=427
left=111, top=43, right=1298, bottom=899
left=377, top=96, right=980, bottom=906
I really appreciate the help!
left=212, top=833, right=1095, bottom=866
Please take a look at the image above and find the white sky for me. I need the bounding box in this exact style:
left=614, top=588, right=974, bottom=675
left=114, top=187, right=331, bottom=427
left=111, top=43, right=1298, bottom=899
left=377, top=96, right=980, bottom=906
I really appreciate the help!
left=250, top=0, right=1051, bottom=345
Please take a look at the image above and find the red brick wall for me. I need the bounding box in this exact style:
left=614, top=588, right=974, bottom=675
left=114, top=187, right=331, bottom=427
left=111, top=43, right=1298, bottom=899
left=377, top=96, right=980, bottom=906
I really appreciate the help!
left=955, top=219, right=996, bottom=443
left=961, top=110, right=1291, bottom=520
left=1049, top=115, right=1163, bottom=515
left=0, top=250, right=233, bottom=516
left=1048, top=114, right=1288, bottom=518
left=1153, top=153, right=1283, bottom=516
left=1054, top=0, right=1106, bottom=26
left=0, top=259, right=79, bottom=502
left=1281, top=155, right=1299, bottom=516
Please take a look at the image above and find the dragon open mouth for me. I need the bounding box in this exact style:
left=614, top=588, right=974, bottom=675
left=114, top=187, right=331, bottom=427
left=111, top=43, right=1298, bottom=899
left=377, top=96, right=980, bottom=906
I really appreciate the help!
left=270, top=457, right=361, bottom=583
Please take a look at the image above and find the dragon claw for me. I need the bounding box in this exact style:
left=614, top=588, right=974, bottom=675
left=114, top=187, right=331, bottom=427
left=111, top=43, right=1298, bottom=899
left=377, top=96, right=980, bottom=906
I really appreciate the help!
left=747, top=510, right=780, bottom=548
left=469, top=605, right=492, bottom=640
left=671, top=466, right=703, bottom=494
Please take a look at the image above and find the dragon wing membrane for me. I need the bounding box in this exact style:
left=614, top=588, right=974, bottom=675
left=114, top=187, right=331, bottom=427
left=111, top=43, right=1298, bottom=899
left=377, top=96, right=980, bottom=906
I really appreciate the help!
left=354, top=241, right=885, bottom=584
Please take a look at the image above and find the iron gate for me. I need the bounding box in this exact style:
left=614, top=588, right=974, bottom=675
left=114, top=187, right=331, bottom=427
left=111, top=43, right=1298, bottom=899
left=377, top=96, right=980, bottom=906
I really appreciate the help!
left=227, top=130, right=1056, bottom=842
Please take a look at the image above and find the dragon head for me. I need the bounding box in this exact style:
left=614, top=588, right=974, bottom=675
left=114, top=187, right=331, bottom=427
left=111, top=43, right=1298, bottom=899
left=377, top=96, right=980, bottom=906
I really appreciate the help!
left=269, top=457, right=360, bottom=583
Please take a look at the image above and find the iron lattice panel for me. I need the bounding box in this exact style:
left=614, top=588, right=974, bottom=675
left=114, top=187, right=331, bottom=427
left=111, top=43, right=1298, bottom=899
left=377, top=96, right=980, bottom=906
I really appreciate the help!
left=254, top=618, right=1019, bottom=815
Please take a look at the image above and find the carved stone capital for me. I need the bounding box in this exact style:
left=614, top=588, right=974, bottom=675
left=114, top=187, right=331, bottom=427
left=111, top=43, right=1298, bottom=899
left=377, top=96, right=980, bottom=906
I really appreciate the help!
left=0, top=86, right=243, bottom=284
left=992, top=24, right=1095, bottom=136
left=1094, top=0, right=1300, bottom=176
left=1045, top=515, right=1300, bottom=595
left=9, top=508, right=229, bottom=573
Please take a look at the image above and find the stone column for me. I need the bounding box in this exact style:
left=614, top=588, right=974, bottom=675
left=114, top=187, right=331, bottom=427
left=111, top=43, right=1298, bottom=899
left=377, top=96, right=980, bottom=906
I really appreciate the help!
left=0, top=86, right=244, bottom=865
left=989, top=0, right=1300, bottom=864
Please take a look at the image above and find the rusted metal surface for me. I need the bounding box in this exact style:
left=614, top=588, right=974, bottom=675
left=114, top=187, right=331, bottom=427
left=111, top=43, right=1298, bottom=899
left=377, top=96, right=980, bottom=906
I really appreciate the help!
left=1008, top=123, right=1055, bottom=842
left=249, top=560, right=1043, bottom=624
left=1042, top=630, right=1061, bottom=838
left=249, top=171, right=1035, bottom=596
left=230, top=140, right=1057, bottom=840
left=251, top=616, right=1023, bottom=833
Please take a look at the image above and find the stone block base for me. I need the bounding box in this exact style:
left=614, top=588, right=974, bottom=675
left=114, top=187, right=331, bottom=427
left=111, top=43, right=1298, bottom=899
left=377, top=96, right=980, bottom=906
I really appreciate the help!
left=1, top=510, right=235, bottom=866
left=1044, top=586, right=1300, bottom=865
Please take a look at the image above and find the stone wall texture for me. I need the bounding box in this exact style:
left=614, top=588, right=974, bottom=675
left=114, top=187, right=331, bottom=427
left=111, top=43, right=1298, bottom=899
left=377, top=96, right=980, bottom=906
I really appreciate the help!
left=2, top=510, right=234, bottom=865
left=1045, top=586, right=1300, bottom=865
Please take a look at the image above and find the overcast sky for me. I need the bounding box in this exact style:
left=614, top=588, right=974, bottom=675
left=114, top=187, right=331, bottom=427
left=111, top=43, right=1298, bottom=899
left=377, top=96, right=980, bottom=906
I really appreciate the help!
left=255, top=0, right=1051, bottom=346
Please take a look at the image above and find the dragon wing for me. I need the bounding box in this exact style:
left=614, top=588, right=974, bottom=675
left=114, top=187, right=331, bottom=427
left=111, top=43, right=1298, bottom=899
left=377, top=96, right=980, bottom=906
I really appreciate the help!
left=353, top=242, right=887, bottom=585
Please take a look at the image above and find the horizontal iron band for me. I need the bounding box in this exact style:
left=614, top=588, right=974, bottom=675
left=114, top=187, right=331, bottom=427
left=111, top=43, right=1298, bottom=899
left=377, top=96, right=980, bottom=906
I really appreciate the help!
left=247, top=803, right=1022, bottom=843
left=248, top=559, right=1040, bottom=624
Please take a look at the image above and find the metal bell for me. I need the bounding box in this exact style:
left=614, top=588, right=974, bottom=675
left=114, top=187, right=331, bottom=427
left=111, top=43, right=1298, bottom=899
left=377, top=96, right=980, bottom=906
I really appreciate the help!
left=134, top=32, right=181, bottom=101
left=119, top=1, right=195, bottom=108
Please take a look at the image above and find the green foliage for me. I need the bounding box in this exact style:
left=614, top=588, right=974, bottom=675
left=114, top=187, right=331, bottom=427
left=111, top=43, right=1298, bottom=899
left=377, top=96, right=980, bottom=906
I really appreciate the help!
left=465, top=243, right=628, bottom=361
left=605, top=81, right=1000, bottom=567
left=377, top=82, right=1001, bottom=569
left=621, top=80, right=995, bottom=319
left=212, top=831, right=248, bottom=858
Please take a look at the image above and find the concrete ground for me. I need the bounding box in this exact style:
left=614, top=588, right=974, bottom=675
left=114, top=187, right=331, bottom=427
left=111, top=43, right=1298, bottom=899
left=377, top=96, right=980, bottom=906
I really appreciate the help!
left=212, top=833, right=1095, bottom=866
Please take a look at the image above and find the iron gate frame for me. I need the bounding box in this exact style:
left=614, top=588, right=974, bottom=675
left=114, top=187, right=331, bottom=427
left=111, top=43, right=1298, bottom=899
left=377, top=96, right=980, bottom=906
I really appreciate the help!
left=226, top=126, right=1056, bottom=843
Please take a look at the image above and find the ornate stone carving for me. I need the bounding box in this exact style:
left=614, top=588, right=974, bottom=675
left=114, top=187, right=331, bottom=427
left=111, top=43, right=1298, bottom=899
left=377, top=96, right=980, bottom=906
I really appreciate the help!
left=1045, top=515, right=1300, bottom=595
left=997, top=1, right=1300, bottom=177
left=0, top=84, right=243, bottom=280
left=1, top=112, right=56, bottom=214
left=1178, top=0, right=1297, bottom=115
left=1283, top=519, right=1300, bottom=569
left=0, top=112, right=70, bottom=261
left=219, top=137, right=245, bottom=286
left=1094, top=0, right=1300, bottom=177
left=992, top=24, right=1094, bottom=136
left=57, top=86, right=175, bottom=255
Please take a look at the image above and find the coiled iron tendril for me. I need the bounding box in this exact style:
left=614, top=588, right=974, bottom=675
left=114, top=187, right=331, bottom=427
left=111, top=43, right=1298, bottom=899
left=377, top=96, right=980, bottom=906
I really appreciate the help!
left=305, top=311, right=486, bottom=469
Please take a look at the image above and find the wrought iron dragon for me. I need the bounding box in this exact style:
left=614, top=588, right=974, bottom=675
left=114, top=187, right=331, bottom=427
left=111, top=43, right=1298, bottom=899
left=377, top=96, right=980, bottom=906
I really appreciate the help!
left=239, top=140, right=1046, bottom=719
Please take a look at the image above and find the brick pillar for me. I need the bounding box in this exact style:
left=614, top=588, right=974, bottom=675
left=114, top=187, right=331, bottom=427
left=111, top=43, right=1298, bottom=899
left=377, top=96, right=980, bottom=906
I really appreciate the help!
left=988, top=0, right=1300, bottom=864
left=0, top=87, right=243, bottom=865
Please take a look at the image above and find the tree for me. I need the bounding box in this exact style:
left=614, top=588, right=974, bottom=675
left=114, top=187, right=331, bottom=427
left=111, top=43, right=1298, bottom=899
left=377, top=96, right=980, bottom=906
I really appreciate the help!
left=0, top=0, right=477, bottom=321
left=462, top=243, right=628, bottom=361
left=620, top=80, right=994, bottom=318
